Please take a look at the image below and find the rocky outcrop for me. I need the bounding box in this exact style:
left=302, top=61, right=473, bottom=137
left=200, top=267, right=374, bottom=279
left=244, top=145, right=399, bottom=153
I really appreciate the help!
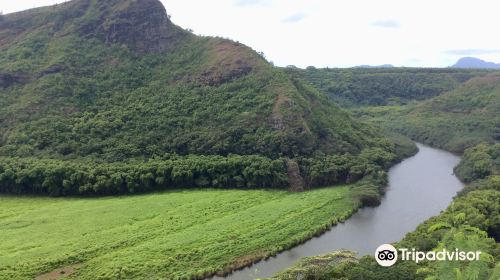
left=77, top=0, right=188, bottom=53
left=286, top=159, right=306, bottom=192
left=199, top=62, right=252, bottom=86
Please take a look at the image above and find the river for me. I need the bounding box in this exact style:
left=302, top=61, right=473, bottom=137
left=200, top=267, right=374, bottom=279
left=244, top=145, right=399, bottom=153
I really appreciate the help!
left=215, top=143, right=464, bottom=279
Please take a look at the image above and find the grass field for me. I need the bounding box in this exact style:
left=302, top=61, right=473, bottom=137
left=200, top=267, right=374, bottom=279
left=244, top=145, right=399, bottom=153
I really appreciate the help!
left=0, top=187, right=359, bottom=279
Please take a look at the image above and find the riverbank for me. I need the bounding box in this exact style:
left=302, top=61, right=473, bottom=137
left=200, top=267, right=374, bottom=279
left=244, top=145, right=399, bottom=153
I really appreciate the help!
left=270, top=143, right=500, bottom=280
left=222, top=143, right=464, bottom=279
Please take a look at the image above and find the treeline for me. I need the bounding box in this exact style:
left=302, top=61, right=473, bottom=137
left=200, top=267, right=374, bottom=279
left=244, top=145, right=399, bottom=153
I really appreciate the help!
left=0, top=146, right=401, bottom=196
left=0, top=155, right=288, bottom=196
left=297, top=147, right=398, bottom=207
left=299, top=147, right=395, bottom=188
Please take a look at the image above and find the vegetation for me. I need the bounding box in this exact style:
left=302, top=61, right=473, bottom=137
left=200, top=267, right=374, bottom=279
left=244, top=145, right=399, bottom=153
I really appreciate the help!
left=0, top=155, right=288, bottom=196
left=270, top=252, right=421, bottom=280
left=0, top=0, right=400, bottom=193
left=0, top=3, right=415, bottom=278
left=271, top=144, right=500, bottom=280
left=0, top=143, right=403, bottom=196
left=273, top=68, right=500, bottom=280
left=5, top=1, right=498, bottom=279
left=455, top=143, right=499, bottom=183
left=286, top=67, right=492, bottom=107
left=0, top=186, right=360, bottom=279
left=388, top=75, right=500, bottom=153
left=351, top=74, right=500, bottom=153
left=289, top=67, right=499, bottom=153
left=269, top=251, right=360, bottom=280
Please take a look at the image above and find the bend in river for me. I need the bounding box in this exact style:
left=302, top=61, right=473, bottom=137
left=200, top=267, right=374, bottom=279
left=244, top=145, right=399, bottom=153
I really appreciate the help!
left=214, top=143, right=464, bottom=280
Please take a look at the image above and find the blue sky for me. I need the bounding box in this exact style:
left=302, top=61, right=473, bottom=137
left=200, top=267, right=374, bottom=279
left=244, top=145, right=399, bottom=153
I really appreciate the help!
left=3, top=0, right=500, bottom=68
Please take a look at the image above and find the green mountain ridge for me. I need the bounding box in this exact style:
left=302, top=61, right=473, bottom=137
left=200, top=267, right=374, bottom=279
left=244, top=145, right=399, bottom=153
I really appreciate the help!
left=287, top=67, right=493, bottom=107
left=0, top=0, right=397, bottom=194
left=372, top=74, right=500, bottom=153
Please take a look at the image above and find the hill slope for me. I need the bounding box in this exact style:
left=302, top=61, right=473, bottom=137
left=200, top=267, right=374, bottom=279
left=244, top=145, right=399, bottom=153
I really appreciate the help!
left=0, top=0, right=396, bottom=194
left=355, top=74, right=500, bottom=153
left=385, top=74, right=500, bottom=152
left=287, top=67, right=491, bottom=107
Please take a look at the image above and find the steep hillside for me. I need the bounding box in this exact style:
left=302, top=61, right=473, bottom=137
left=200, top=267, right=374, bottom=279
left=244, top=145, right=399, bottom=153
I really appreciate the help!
left=374, top=74, right=500, bottom=153
left=0, top=0, right=396, bottom=195
left=287, top=67, right=491, bottom=107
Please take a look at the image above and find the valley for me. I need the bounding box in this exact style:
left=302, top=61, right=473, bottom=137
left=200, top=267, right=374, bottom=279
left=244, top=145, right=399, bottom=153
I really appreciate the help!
left=267, top=67, right=500, bottom=279
left=0, top=0, right=498, bottom=280
left=220, top=143, right=464, bottom=279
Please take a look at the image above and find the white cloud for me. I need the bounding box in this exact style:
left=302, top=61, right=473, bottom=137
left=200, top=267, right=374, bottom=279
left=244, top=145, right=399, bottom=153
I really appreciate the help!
left=233, top=0, right=270, bottom=6
left=282, top=13, right=306, bottom=23
left=371, top=20, right=400, bottom=29
left=3, top=0, right=500, bottom=67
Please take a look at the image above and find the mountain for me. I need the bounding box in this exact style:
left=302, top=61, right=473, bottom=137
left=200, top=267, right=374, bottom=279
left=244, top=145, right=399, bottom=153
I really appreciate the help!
left=0, top=0, right=396, bottom=195
left=452, top=57, right=500, bottom=69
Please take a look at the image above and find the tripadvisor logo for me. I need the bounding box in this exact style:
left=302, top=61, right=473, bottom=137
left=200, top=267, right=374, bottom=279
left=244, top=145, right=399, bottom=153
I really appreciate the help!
left=375, top=244, right=398, bottom=267
left=374, top=244, right=482, bottom=267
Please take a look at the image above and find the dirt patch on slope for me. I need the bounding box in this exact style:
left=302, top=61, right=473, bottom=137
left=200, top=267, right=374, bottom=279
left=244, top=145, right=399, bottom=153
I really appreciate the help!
left=268, top=87, right=290, bottom=130
left=35, top=264, right=83, bottom=280
left=198, top=39, right=255, bottom=86
left=286, top=159, right=306, bottom=192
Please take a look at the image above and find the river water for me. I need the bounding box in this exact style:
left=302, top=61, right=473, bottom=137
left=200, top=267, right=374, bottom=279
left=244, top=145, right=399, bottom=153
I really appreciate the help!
left=216, top=143, right=463, bottom=279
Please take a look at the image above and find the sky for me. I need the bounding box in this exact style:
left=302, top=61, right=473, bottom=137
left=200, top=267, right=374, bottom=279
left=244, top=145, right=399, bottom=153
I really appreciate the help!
left=2, top=0, right=500, bottom=68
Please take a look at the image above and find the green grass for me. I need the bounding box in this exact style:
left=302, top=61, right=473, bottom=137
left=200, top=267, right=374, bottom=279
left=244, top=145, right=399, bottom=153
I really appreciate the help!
left=0, top=186, right=359, bottom=279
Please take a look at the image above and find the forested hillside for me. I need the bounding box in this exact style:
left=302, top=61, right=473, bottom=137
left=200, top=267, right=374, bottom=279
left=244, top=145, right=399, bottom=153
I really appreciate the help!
left=272, top=68, right=500, bottom=280
left=0, top=0, right=402, bottom=195
left=287, top=67, right=491, bottom=107
left=358, top=74, right=500, bottom=153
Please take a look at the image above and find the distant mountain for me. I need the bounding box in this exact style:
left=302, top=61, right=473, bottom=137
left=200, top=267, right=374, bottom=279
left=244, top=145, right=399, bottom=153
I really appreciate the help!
left=451, top=57, right=500, bottom=69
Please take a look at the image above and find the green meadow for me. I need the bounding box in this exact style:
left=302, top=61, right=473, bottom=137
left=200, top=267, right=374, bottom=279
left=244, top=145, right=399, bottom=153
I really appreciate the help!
left=0, top=187, right=358, bottom=279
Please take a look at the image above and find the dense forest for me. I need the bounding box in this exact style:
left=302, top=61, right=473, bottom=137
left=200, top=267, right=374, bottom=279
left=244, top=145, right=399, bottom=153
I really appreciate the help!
left=0, top=0, right=404, bottom=195
left=286, top=67, right=492, bottom=107
left=288, top=67, right=499, bottom=154
left=356, top=74, right=500, bottom=153
left=0, top=145, right=399, bottom=197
